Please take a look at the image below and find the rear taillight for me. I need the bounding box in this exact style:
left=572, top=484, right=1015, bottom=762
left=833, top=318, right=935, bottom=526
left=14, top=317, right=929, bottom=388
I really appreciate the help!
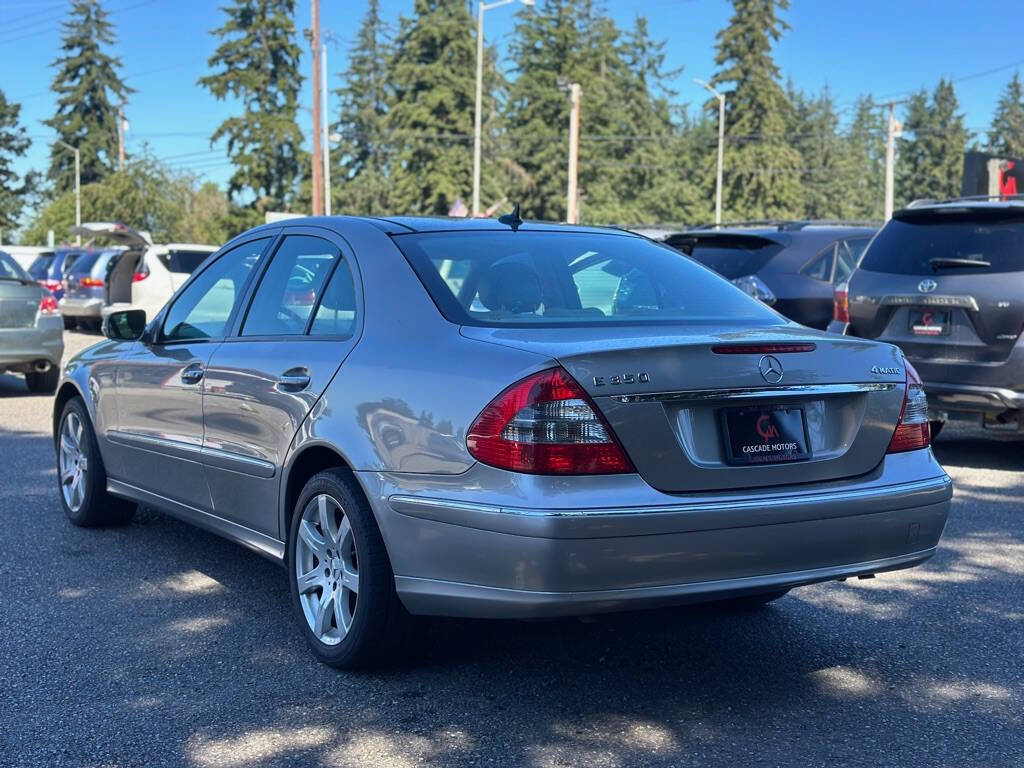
left=833, top=282, right=850, bottom=323
left=466, top=367, right=634, bottom=475
left=41, top=279, right=62, bottom=292
left=132, top=271, right=148, bottom=282
left=38, top=295, right=59, bottom=316
left=887, top=360, right=930, bottom=453
left=80, top=277, right=104, bottom=287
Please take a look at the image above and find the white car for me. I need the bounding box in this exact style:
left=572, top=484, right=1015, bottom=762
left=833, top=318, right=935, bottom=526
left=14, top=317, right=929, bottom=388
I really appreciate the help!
left=71, top=223, right=218, bottom=323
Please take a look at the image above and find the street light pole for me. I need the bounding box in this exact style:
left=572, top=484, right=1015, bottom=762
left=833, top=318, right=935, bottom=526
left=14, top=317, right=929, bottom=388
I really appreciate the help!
left=473, top=0, right=533, bottom=218
left=566, top=83, right=582, bottom=224
left=57, top=140, right=81, bottom=246
left=695, top=79, right=725, bottom=226
left=309, top=0, right=324, bottom=216
left=883, top=100, right=903, bottom=221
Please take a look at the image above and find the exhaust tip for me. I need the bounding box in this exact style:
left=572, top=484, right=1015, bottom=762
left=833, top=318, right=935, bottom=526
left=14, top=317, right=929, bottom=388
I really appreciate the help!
left=33, top=360, right=52, bottom=373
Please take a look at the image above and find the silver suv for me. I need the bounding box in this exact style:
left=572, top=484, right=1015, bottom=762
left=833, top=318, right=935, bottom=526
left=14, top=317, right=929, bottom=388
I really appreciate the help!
left=829, top=198, right=1024, bottom=435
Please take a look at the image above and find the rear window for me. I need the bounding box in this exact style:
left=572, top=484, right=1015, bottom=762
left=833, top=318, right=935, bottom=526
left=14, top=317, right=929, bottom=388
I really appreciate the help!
left=395, top=230, right=778, bottom=328
left=861, top=214, right=1024, bottom=275
left=0, top=252, right=28, bottom=280
left=664, top=235, right=785, bottom=279
left=160, top=250, right=213, bottom=274
left=27, top=253, right=56, bottom=278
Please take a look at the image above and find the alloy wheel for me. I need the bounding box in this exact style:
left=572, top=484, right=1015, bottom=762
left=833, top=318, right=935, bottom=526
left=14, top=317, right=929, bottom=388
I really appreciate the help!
left=295, top=493, right=359, bottom=645
left=59, top=412, right=87, bottom=512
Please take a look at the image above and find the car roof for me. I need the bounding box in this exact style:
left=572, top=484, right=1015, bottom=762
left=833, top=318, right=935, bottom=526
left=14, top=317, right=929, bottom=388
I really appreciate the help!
left=896, top=198, right=1024, bottom=217
left=681, top=222, right=878, bottom=239
left=242, top=214, right=639, bottom=238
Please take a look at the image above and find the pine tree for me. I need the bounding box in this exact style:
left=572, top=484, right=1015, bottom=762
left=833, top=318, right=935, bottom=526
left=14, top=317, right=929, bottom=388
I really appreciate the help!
left=386, top=0, right=500, bottom=216
left=988, top=71, right=1024, bottom=158
left=0, top=90, right=37, bottom=234
left=711, top=0, right=804, bottom=220
left=790, top=87, right=853, bottom=219
left=199, top=0, right=305, bottom=219
left=897, top=79, right=969, bottom=205
left=844, top=96, right=885, bottom=220
left=45, top=0, right=133, bottom=194
left=333, top=0, right=392, bottom=215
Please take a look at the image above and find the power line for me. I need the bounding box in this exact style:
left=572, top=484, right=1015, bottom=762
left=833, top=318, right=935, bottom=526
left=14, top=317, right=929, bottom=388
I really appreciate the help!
left=0, top=0, right=162, bottom=45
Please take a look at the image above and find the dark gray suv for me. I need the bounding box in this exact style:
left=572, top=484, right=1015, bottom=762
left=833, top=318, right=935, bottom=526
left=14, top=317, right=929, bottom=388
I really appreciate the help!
left=829, top=198, right=1024, bottom=434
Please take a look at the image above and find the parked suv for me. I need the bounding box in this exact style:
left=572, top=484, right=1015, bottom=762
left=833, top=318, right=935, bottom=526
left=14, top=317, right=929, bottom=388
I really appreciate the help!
left=58, top=248, right=125, bottom=330
left=829, top=199, right=1024, bottom=434
left=27, top=247, right=88, bottom=306
left=71, top=222, right=217, bottom=322
left=662, top=222, right=877, bottom=329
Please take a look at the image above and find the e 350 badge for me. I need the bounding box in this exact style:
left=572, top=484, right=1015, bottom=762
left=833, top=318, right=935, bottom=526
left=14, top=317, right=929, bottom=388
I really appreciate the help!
left=593, top=372, right=651, bottom=387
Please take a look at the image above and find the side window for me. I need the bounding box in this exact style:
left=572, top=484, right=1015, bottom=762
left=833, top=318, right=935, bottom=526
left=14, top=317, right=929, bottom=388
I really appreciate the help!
left=241, top=235, right=339, bottom=337
left=834, top=238, right=869, bottom=284
left=161, top=238, right=268, bottom=342
left=309, top=258, right=358, bottom=337
left=801, top=245, right=835, bottom=282
left=160, top=250, right=214, bottom=275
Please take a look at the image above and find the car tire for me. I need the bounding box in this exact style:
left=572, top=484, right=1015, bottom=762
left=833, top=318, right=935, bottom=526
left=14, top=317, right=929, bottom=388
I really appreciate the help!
left=25, top=367, right=59, bottom=394
left=288, top=468, right=410, bottom=669
left=929, top=420, right=944, bottom=440
left=56, top=398, right=136, bottom=527
left=716, top=588, right=791, bottom=610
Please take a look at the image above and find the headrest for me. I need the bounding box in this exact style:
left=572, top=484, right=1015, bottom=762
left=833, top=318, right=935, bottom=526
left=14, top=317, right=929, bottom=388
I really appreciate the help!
left=478, top=258, right=542, bottom=314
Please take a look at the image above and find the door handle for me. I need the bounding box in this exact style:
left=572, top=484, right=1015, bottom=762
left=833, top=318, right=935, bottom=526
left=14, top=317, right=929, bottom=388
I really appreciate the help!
left=276, top=368, right=311, bottom=391
left=181, top=364, right=204, bottom=385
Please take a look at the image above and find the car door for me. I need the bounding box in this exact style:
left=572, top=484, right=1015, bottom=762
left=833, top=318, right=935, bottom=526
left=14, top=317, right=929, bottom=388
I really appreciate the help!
left=202, top=229, right=362, bottom=537
left=108, top=235, right=272, bottom=511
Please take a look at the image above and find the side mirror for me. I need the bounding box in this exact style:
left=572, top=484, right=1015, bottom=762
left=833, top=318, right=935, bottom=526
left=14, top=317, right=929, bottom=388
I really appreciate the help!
left=103, top=309, right=147, bottom=341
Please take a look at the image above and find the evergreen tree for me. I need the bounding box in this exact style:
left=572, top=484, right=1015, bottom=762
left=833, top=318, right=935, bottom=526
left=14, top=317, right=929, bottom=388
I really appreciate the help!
left=789, top=87, right=853, bottom=219
left=45, top=0, right=133, bottom=194
left=897, top=79, right=969, bottom=205
left=333, top=0, right=392, bottom=215
left=386, top=0, right=500, bottom=216
left=844, top=96, right=885, bottom=220
left=199, top=0, right=305, bottom=221
left=988, top=71, right=1024, bottom=158
left=711, top=0, right=804, bottom=220
left=0, top=90, right=36, bottom=233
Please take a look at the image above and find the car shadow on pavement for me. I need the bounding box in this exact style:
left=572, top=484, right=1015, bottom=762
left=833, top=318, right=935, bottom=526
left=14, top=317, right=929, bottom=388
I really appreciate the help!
left=2, top=429, right=1021, bottom=767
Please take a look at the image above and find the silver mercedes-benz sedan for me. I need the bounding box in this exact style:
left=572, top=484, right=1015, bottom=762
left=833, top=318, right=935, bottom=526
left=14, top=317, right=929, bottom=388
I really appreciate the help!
left=53, top=216, right=952, bottom=668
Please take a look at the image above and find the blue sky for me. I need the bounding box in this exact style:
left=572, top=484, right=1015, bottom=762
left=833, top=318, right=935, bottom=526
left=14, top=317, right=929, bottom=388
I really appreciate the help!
left=4, top=0, right=1024, bottom=189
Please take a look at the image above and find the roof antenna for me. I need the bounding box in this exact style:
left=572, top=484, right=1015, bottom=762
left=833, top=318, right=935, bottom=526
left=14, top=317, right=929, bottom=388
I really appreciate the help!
left=499, top=203, right=523, bottom=232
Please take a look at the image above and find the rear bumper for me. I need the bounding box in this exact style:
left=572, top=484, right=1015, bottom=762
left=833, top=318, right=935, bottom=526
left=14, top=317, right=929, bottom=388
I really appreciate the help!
left=0, top=320, right=64, bottom=372
left=58, top=297, right=103, bottom=318
left=362, top=451, right=952, bottom=619
left=925, top=382, right=1024, bottom=414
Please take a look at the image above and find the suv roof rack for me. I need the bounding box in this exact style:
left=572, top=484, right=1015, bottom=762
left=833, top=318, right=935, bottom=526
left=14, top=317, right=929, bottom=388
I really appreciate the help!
left=932, top=194, right=1024, bottom=205
left=689, top=219, right=879, bottom=232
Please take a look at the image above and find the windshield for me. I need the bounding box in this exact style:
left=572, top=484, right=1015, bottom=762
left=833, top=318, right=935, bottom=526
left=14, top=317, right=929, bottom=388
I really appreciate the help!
left=0, top=252, right=30, bottom=281
left=395, top=230, right=780, bottom=328
left=861, top=214, right=1024, bottom=275
left=665, top=235, right=784, bottom=279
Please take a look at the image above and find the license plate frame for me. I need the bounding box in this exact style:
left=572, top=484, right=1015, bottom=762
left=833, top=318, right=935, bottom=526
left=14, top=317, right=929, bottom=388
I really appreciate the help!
left=908, top=308, right=951, bottom=336
left=720, top=404, right=811, bottom=466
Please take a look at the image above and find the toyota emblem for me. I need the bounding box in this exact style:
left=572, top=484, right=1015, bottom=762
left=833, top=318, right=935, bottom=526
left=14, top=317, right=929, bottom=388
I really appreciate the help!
left=917, top=279, right=938, bottom=293
left=758, top=354, right=784, bottom=384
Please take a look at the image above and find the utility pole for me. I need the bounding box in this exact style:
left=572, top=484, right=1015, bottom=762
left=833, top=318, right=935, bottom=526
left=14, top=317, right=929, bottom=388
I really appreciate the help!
left=57, top=140, right=81, bottom=246
left=117, top=103, right=126, bottom=172
left=566, top=82, right=582, bottom=225
left=695, top=79, right=725, bottom=226
left=321, top=42, right=331, bottom=216
left=884, top=100, right=904, bottom=221
left=308, top=0, right=324, bottom=216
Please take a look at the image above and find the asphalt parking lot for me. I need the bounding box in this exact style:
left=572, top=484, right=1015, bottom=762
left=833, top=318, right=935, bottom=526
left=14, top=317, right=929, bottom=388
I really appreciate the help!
left=1, top=330, right=1022, bottom=768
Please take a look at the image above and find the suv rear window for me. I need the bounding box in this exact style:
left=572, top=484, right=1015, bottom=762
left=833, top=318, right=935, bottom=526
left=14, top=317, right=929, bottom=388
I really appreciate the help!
left=395, top=230, right=778, bottom=328
left=160, top=250, right=213, bottom=274
left=27, top=253, right=56, bottom=278
left=664, top=234, right=785, bottom=279
left=861, top=213, right=1024, bottom=275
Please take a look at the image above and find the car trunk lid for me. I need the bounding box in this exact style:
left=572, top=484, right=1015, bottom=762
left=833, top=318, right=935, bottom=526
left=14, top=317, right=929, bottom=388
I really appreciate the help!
left=0, top=281, right=42, bottom=329
left=461, top=324, right=907, bottom=492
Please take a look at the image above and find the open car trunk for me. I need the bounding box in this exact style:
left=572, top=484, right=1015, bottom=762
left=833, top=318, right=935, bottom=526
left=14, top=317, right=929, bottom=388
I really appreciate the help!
left=70, top=223, right=150, bottom=308
left=462, top=324, right=908, bottom=493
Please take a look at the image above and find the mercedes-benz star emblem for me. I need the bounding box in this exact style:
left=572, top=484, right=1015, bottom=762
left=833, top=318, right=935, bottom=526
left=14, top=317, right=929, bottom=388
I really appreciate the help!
left=758, top=354, right=784, bottom=384
left=917, top=279, right=938, bottom=293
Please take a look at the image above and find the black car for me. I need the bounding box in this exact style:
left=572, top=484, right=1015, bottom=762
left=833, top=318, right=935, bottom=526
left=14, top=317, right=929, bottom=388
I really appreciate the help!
left=829, top=198, right=1024, bottom=435
left=662, top=222, right=877, bottom=329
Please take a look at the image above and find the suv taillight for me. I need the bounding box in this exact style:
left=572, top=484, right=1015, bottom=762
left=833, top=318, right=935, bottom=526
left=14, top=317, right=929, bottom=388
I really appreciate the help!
left=833, top=282, right=850, bottom=323
left=38, top=295, right=59, bottom=316
left=133, top=263, right=149, bottom=282
left=887, top=360, right=930, bottom=453
left=466, top=367, right=634, bottom=475
left=80, top=276, right=104, bottom=287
